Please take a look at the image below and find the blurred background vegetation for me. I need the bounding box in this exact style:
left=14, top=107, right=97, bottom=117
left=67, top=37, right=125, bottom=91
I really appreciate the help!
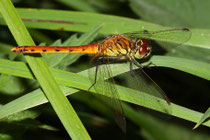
left=0, top=0, right=210, bottom=139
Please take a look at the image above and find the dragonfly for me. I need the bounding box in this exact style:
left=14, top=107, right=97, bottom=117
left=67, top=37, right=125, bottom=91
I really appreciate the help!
left=11, top=28, right=191, bottom=132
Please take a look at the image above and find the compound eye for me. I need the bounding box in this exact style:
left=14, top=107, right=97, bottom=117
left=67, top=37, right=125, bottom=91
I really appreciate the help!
left=138, top=42, right=148, bottom=55
left=139, top=46, right=146, bottom=56
left=134, top=39, right=151, bottom=59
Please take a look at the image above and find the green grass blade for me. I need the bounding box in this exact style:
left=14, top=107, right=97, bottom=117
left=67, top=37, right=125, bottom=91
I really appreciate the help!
left=0, top=55, right=209, bottom=85
left=0, top=56, right=210, bottom=127
left=0, top=0, right=90, bottom=139
left=193, top=107, right=210, bottom=129
left=0, top=9, right=209, bottom=49
left=149, top=56, right=210, bottom=80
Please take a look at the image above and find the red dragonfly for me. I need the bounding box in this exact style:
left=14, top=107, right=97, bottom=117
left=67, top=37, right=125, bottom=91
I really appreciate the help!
left=11, top=28, right=191, bottom=132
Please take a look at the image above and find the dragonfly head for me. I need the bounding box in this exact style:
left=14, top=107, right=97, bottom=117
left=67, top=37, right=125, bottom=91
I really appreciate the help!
left=134, top=39, right=151, bottom=60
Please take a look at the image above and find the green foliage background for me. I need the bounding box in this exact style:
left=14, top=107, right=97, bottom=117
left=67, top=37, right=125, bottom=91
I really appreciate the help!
left=0, top=0, right=209, bottom=139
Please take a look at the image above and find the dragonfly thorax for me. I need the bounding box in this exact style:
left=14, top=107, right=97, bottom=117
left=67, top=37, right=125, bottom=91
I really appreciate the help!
left=99, top=35, right=131, bottom=59
left=97, top=35, right=151, bottom=61
left=134, top=39, right=151, bottom=60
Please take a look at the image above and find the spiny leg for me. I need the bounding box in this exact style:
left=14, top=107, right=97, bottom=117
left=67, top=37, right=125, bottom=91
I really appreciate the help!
left=132, top=58, right=144, bottom=68
left=88, top=57, right=101, bottom=91
left=131, top=58, right=154, bottom=69
left=88, top=56, right=122, bottom=91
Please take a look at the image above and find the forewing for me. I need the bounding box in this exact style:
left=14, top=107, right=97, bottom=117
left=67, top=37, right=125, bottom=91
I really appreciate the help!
left=123, top=28, right=191, bottom=46
left=88, top=59, right=126, bottom=132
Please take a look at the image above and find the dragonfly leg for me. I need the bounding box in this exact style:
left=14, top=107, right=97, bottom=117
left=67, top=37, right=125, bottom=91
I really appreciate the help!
left=88, top=57, right=101, bottom=91
left=132, top=58, right=144, bottom=68
left=132, top=58, right=156, bottom=69
left=88, top=56, right=122, bottom=91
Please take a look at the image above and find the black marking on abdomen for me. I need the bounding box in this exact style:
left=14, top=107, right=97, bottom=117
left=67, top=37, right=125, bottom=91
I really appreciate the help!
left=69, top=50, right=73, bottom=52
left=42, top=50, right=47, bottom=52
left=82, top=49, right=85, bottom=51
left=23, top=49, right=28, bottom=52
left=30, top=49, right=35, bottom=52
left=55, top=50, right=60, bottom=52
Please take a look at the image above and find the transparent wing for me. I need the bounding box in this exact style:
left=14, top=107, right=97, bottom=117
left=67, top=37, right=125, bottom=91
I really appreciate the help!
left=122, top=28, right=191, bottom=45
left=88, top=58, right=126, bottom=132
left=118, top=63, right=171, bottom=113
